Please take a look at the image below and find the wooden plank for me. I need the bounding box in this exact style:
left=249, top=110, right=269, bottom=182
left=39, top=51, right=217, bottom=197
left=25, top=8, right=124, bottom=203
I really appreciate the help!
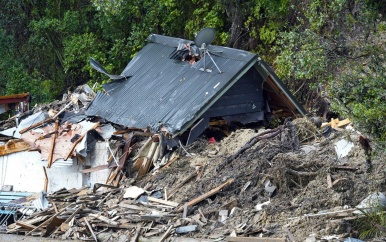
left=337, top=118, right=351, bottom=128
left=84, top=217, right=98, bottom=242
left=147, top=197, right=179, bottom=207
left=177, top=179, right=234, bottom=212
left=80, top=164, right=109, bottom=173
left=47, top=120, right=59, bottom=168
left=64, top=122, right=99, bottom=160
left=93, top=223, right=137, bottom=229
left=89, top=213, right=119, bottom=226
left=158, top=225, right=173, bottom=242
left=226, top=237, right=286, bottom=242
left=19, top=118, right=54, bottom=134
left=0, top=139, right=30, bottom=156
left=25, top=203, right=73, bottom=236
left=43, top=167, right=48, bottom=192
left=15, top=221, right=37, bottom=230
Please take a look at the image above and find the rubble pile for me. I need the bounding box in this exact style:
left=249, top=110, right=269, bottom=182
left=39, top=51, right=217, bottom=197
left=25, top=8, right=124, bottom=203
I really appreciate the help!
left=1, top=87, right=386, bottom=241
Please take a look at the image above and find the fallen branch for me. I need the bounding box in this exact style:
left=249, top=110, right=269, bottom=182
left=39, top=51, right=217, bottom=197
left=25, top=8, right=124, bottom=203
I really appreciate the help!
left=216, top=125, right=284, bottom=172
left=286, top=168, right=319, bottom=177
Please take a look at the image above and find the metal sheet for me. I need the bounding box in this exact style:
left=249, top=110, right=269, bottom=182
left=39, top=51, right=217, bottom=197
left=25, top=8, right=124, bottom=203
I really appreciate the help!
left=87, top=35, right=258, bottom=134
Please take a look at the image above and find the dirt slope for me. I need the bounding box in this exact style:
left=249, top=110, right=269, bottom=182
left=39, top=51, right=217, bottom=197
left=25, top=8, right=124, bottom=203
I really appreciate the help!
left=139, top=118, right=385, bottom=240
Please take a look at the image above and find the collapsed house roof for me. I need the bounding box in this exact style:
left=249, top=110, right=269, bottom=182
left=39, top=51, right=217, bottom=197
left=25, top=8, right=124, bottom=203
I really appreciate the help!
left=86, top=31, right=306, bottom=140
left=0, top=92, right=30, bottom=115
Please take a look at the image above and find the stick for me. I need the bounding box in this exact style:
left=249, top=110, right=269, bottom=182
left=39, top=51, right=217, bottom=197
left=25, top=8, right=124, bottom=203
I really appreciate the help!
left=52, top=102, right=72, bottom=120
left=97, top=192, right=112, bottom=207
left=216, top=126, right=283, bottom=172
left=176, top=179, right=234, bottom=212
left=15, top=221, right=37, bottom=230
left=84, top=217, right=98, bottom=242
left=43, top=167, right=48, bottom=192
left=158, top=225, right=173, bottom=242
left=327, top=173, right=332, bottom=188
left=287, top=168, right=318, bottom=177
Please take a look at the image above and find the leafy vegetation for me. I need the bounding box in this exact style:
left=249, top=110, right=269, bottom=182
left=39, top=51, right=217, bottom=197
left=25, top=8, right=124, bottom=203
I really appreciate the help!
left=355, top=204, right=386, bottom=239
left=0, top=0, right=386, bottom=146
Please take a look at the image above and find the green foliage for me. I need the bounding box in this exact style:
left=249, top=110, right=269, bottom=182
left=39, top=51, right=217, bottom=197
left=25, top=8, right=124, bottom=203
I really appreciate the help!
left=354, top=204, right=386, bottom=239
left=1, top=0, right=386, bottom=148
left=274, top=29, right=328, bottom=81
left=330, top=47, right=386, bottom=145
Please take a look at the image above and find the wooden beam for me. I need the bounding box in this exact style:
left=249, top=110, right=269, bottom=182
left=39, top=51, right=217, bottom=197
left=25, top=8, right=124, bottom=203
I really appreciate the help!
left=0, top=139, right=30, bottom=156
left=147, top=197, right=179, bottom=207
left=25, top=203, right=73, bottom=236
left=43, top=166, right=48, bottom=192
left=84, top=217, right=98, bottom=242
left=80, top=164, right=109, bottom=173
left=19, top=118, right=54, bottom=134
left=47, top=120, right=59, bottom=168
left=158, top=225, right=173, bottom=242
left=177, top=179, right=233, bottom=212
left=15, top=221, right=37, bottom=230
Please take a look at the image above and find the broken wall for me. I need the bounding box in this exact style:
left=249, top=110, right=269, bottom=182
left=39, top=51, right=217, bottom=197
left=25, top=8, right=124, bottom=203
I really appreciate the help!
left=0, top=142, right=110, bottom=193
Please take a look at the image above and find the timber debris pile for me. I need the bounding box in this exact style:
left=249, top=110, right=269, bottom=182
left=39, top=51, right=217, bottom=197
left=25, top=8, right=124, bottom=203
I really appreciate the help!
left=0, top=87, right=385, bottom=242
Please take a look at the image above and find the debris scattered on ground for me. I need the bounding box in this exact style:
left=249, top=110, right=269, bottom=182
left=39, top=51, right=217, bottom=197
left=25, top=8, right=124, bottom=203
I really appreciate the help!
left=1, top=86, right=385, bottom=241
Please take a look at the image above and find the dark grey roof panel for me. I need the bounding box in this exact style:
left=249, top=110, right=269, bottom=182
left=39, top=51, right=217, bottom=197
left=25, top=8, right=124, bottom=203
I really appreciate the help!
left=86, top=37, right=258, bottom=134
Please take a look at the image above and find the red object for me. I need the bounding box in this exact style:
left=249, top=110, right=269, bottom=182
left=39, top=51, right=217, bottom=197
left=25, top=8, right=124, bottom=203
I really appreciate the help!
left=208, top=137, right=216, bottom=144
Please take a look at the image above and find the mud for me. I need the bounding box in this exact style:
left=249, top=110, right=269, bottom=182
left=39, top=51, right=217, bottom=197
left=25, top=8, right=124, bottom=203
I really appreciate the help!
left=139, top=118, right=385, bottom=240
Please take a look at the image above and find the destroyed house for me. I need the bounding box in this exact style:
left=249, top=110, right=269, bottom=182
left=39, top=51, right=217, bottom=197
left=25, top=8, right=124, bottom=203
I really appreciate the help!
left=0, top=93, right=30, bottom=115
left=87, top=32, right=306, bottom=144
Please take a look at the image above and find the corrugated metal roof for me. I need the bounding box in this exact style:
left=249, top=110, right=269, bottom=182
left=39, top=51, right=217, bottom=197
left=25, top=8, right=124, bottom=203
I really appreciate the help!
left=86, top=34, right=258, bottom=134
